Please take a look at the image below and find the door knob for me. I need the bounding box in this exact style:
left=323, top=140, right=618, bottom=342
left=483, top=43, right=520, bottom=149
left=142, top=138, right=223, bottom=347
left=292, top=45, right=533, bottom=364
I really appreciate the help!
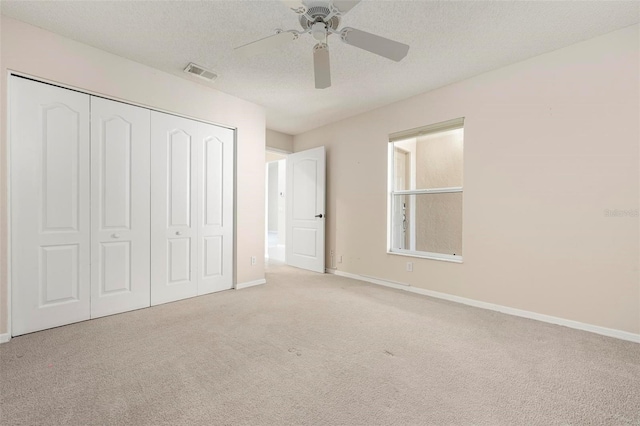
left=112, top=233, right=120, bottom=239
left=315, top=214, right=323, bottom=218
left=176, top=231, right=182, bottom=235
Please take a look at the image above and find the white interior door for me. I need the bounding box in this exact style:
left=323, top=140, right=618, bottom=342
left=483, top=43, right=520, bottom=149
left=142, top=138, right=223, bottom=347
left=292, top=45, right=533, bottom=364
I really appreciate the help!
left=150, top=112, right=199, bottom=305
left=10, top=77, right=91, bottom=335
left=90, top=97, right=151, bottom=318
left=286, top=146, right=325, bottom=273
left=197, top=123, right=234, bottom=294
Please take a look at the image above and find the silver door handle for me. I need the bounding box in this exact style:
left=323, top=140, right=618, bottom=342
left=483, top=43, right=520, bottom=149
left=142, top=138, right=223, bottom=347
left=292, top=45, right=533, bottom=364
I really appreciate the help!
left=176, top=231, right=182, bottom=235
left=112, top=233, right=120, bottom=239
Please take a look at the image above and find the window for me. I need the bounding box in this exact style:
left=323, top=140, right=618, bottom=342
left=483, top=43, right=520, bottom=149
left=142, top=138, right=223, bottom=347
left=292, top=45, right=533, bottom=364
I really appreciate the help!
left=388, top=118, right=464, bottom=262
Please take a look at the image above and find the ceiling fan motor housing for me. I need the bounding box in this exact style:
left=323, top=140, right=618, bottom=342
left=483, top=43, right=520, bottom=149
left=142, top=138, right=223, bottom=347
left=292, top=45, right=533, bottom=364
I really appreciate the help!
left=299, top=5, right=341, bottom=34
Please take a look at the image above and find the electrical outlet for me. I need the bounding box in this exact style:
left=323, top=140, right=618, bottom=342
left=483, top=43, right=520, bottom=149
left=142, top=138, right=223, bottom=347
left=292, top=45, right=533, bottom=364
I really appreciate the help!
left=330, top=249, right=334, bottom=256
left=251, top=256, right=256, bottom=266
left=406, top=262, right=413, bottom=272
left=338, top=255, right=343, bottom=263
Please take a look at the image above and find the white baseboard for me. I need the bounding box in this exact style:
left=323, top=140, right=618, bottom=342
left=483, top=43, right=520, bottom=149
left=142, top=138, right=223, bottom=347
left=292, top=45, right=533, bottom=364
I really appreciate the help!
left=328, top=269, right=640, bottom=344
left=0, top=333, right=11, bottom=344
left=236, top=278, right=267, bottom=290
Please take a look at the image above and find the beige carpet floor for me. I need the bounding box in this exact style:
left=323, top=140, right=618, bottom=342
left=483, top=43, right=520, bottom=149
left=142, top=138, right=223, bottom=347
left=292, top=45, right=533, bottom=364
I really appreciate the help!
left=1, top=263, right=640, bottom=425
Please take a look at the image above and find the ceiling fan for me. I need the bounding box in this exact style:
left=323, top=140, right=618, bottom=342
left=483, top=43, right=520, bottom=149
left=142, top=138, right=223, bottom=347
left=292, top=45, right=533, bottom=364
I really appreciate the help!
left=234, top=0, right=410, bottom=89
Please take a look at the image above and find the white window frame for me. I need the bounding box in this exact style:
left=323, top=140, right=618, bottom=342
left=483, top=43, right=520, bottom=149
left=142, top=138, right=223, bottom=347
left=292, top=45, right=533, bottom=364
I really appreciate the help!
left=387, top=118, right=464, bottom=263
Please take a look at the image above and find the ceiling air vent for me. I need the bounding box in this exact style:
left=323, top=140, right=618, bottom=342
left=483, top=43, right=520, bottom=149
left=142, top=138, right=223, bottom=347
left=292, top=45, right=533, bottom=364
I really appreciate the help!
left=183, top=62, right=218, bottom=82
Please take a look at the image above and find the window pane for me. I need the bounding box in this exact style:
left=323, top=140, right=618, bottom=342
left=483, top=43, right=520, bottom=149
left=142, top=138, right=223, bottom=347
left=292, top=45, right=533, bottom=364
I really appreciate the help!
left=393, top=128, right=463, bottom=191
left=392, top=192, right=462, bottom=256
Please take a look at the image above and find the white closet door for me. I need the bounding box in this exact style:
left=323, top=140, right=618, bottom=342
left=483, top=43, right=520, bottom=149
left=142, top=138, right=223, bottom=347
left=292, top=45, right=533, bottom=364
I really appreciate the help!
left=90, top=97, right=151, bottom=318
left=10, top=77, right=91, bottom=336
left=198, top=123, right=234, bottom=294
left=150, top=112, right=199, bottom=305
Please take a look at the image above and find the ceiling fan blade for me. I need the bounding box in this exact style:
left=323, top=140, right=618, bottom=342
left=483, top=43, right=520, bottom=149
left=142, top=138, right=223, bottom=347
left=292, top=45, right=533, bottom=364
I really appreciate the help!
left=234, top=31, right=297, bottom=59
left=281, top=0, right=306, bottom=13
left=332, top=1, right=361, bottom=15
left=314, top=43, right=331, bottom=89
left=341, top=27, right=409, bottom=62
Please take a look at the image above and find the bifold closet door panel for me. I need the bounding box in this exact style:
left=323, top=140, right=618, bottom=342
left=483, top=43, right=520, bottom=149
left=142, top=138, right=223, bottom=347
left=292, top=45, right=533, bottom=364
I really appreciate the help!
left=150, top=111, right=199, bottom=305
left=90, top=97, right=151, bottom=318
left=10, top=77, right=91, bottom=336
left=198, top=123, right=234, bottom=295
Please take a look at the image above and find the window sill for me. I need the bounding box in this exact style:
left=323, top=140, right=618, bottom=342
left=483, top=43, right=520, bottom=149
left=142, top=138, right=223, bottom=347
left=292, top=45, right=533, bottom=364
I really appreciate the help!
left=387, top=250, right=463, bottom=264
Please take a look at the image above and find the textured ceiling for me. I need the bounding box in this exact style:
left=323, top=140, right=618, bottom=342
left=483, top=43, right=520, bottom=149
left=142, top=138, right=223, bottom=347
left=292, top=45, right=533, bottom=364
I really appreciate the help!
left=2, top=1, right=638, bottom=135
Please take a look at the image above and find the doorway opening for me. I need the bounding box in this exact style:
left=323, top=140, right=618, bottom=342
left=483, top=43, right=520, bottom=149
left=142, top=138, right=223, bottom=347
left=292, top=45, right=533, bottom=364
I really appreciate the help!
left=265, top=150, right=288, bottom=264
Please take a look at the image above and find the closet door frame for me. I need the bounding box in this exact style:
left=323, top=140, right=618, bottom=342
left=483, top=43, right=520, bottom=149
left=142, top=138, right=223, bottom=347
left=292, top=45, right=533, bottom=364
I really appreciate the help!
left=6, top=71, right=237, bottom=339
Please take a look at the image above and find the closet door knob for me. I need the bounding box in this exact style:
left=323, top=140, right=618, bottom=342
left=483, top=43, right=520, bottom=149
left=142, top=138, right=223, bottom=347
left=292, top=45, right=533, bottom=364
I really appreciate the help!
left=112, top=234, right=120, bottom=239
left=176, top=231, right=183, bottom=236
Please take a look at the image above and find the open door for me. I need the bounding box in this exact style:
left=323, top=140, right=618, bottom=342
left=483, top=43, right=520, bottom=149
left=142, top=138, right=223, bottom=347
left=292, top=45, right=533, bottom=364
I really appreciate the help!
left=286, top=146, right=326, bottom=273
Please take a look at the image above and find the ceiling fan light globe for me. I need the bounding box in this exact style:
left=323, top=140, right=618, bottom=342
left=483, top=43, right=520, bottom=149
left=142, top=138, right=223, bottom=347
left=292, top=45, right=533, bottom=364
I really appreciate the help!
left=311, top=22, right=326, bottom=41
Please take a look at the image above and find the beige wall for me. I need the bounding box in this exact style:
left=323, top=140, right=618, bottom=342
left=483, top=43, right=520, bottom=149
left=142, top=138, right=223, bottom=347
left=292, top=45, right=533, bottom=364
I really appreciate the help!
left=266, top=129, right=293, bottom=153
left=0, top=17, right=267, bottom=335
left=294, top=25, right=640, bottom=334
left=267, top=163, right=279, bottom=232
